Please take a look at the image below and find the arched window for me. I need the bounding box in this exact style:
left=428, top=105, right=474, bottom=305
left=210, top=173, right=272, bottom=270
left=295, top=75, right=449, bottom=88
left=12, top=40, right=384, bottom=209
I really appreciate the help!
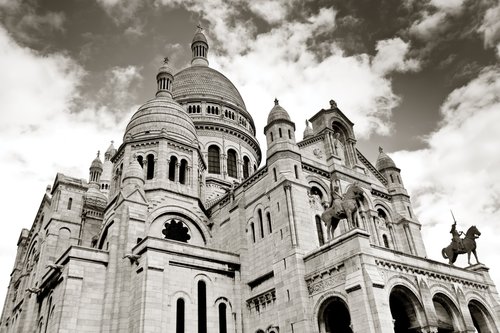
left=310, top=186, right=323, bottom=199
left=273, top=168, right=277, bottom=182
left=250, top=223, right=255, bottom=243
left=137, top=155, right=144, bottom=168
left=294, top=165, right=299, bottom=179
left=288, top=129, right=292, bottom=139
left=179, top=159, right=188, bottom=184
left=67, top=198, right=72, bottom=210
left=266, top=212, right=272, bottom=233
left=198, top=281, right=207, bottom=333
left=316, top=215, right=324, bottom=246
left=197, top=105, right=200, bottom=113
left=390, top=174, right=394, bottom=183
left=258, top=209, right=264, bottom=238
left=270, top=132, right=273, bottom=142
left=176, top=298, right=185, bottom=333
left=383, top=234, right=390, bottom=248
left=279, top=128, right=282, bottom=138
left=243, top=156, right=250, bottom=179
left=218, top=303, right=227, bottom=333
left=227, top=149, right=237, bottom=178
left=208, top=145, right=220, bottom=174
left=146, top=154, right=155, bottom=180
left=169, top=156, right=177, bottom=181
left=254, top=164, right=257, bottom=171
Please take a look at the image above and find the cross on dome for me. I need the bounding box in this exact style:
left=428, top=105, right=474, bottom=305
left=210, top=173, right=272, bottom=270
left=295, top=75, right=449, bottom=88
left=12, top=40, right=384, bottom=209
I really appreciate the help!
left=163, top=57, right=169, bottom=64
left=274, top=98, right=279, bottom=105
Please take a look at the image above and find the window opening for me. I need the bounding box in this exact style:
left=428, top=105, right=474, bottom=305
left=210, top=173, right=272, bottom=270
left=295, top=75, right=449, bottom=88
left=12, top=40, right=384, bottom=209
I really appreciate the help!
left=227, top=149, right=237, bottom=178
left=208, top=145, right=221, bottom=174
left=169, top=156, right=177, bottom=181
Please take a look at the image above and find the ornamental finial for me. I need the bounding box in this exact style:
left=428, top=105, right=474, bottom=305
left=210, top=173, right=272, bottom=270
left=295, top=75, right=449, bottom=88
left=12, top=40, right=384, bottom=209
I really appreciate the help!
left=163, top=57, right=169, bottom=64
left=274, top=98, right=279, bottom=106
left=379, top=146, right=383, bottom=153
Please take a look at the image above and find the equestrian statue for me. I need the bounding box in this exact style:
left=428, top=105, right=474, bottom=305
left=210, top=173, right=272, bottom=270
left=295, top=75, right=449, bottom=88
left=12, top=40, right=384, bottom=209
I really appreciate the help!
left=320, top=179, right=365, bottom=240
left=442, top=217, right=481, bottom=265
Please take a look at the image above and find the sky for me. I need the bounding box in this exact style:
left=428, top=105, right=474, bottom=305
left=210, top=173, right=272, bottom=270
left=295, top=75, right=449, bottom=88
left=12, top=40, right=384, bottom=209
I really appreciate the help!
left=0, top=0, right=499, bottom=307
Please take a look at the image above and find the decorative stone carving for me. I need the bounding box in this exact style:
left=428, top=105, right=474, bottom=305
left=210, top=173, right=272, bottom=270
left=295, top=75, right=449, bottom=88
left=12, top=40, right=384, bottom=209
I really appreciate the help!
left=306, top=272, right=346, bottom=295
left=162, top=219, right=191, bottom=243
left=313, top=148, right=323, bottom=159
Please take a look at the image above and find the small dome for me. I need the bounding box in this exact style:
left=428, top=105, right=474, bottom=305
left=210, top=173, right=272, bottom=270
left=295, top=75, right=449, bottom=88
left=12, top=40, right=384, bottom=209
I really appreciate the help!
left=124, top=97, right=197, bottom=144
left=122, top=157, right=144, bottom=184
left=303, top=120, right=313, bottom=139
left=90, top=152, right=103, bottom=170
left=267, top=98, right=291, bottom=124
left=192, top=30, right=208, bottom=44
left=105, top=141, right=117, bottom=160
left=85, top=186, right=107, bottom=203
left=376, top=147, right=397, bottom=171
left=158, top=62, right=174, bottom=76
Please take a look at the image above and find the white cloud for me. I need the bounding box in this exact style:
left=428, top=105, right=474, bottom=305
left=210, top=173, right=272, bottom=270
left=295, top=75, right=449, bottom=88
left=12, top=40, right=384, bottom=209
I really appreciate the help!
left=95, top=0, right=142, bottom=24
left=19, top=11, right=66, bottom=32
left=372, top=37, right=420, bottom=75
left=247, top=0, right=288, bottom=24
left=409, top=11, right=448, bottom=41
left=0, top=25, right=129, bottom=304
left=479, top=2, right=500, bottom=58
left=393, top=66, right=500, bottom=285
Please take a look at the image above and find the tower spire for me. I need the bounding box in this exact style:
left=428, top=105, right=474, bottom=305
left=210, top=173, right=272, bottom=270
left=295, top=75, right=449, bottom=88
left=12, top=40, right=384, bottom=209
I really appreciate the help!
left=191, top=25, right=209, bottom=67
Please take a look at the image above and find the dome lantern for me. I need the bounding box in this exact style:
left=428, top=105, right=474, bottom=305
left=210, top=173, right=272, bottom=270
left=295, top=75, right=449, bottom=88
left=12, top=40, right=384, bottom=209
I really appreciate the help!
left=191, top=25, right=209, bottom=67
left=376, top=147, right=397, bottom=171
left=156, top=57, right=174, bottom=98
left=89, top=151, right=103, bottom=184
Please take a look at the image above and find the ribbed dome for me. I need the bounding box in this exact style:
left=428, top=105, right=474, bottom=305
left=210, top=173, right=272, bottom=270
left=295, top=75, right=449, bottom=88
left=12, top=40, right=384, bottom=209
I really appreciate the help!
left=267, top=99, right=291, bottom=124
left=173, top=66, right=247, bottom=110
left=124, top=97, right=197, bottom=144
left=192, top=31, right=208, bottom=43
left=85, top=186, right=107, bottom=202
left=376, top=147, right=397, bottom=170
left=91, top=155, right=103, bottom=170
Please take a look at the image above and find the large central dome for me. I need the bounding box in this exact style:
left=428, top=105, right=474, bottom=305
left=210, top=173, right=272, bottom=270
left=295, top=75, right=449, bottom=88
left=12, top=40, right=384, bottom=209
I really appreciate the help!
left=173, top=66, right=247, bottom=111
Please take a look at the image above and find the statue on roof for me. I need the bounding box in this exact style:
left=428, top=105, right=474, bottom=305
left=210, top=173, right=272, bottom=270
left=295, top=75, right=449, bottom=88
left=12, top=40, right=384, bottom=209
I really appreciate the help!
left=442, top=211, right=481, bottom=265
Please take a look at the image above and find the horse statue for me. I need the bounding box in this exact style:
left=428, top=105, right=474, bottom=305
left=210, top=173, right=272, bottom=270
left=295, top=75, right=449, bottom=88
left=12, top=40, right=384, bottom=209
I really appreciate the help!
left=320, top=182, right=365, bottom=240
left=442, top=225, right=481, bottom=265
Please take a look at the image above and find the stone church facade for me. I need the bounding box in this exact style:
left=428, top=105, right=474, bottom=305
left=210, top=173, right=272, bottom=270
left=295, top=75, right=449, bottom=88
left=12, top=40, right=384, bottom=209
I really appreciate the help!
left=1, top=29, right=500, bottom=333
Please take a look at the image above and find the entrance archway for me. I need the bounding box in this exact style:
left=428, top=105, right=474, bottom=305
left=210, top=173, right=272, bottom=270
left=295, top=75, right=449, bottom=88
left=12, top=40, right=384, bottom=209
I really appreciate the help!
left=389, top=285, right=424, bottom=333
left=318, top=297, right=352, bottom=333
left=432, top=293, right=462, bottom=332
left=468, top=300, right=499, bottom=333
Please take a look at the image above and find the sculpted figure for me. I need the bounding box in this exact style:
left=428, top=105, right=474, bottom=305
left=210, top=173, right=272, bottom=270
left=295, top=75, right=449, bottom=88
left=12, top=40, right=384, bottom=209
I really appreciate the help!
left=450, top=222, right=464, bottom=251
left=321, top=179, right=364, bottom=240
left=442, top=224, right=481, bottom=265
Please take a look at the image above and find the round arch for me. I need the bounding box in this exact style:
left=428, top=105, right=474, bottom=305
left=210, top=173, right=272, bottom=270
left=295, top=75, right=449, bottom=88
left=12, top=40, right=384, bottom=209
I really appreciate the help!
left=147, top=205, right=212, bottom=243
left=468, top=299, right=499, bottom=333
left=432, top=292, right=465, bottom=332
left=389, top=284, right=426, bottom=332
left=317, top=296, right=352, bottom=333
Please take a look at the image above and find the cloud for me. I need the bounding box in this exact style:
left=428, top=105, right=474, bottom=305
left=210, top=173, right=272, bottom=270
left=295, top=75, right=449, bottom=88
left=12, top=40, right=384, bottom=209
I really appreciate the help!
left=247, top=0, right=288, bottom=24
left=372, top=38, right=420, bottom=75
left=479, top=2, right=500, bottom=57
left=393, top=65, right=500, bottom=282
left=409, top=11, right=449, bottom=41
left=95, top=0, right=143, bottom=24
left=0, top=24, right=128, bottom=304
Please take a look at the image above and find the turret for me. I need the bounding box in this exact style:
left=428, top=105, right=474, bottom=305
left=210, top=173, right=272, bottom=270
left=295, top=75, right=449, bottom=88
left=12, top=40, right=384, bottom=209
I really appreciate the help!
left=122, top=155, right=145, bottom=190
left=376, top=147, right=407, bottom=195
left=303, top=120, right=313, bottom=139
left=191, top=25, right=209, bottom=67
left=89, top=151, right=103, bottom=185
left=101, top=141, right=116, bottom=196
left=264, top=99, right=299, bottom=159
left=156, top=58, right=174, bottom=98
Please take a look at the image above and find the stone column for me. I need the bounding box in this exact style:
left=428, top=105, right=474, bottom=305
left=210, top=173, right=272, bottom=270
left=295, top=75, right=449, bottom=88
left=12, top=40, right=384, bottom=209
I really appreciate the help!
left=403, top=223, right=416, bottom=255
left=388, top=224, right=398, bottom=250
left=174, top=163, right=180, bottom=183
left=284, top=184, right=297, bottom=247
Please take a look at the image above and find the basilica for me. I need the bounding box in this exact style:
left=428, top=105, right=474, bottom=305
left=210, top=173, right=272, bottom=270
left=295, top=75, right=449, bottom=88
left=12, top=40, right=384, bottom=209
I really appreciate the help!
left=1, top=28, right=499, bottom=333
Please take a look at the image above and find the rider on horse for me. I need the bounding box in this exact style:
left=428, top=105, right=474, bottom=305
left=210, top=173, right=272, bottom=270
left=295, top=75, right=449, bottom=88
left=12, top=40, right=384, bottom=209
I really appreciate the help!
left=450, top=222, right=464, bottom=251
left=329, top=179, right=344, bottom=216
